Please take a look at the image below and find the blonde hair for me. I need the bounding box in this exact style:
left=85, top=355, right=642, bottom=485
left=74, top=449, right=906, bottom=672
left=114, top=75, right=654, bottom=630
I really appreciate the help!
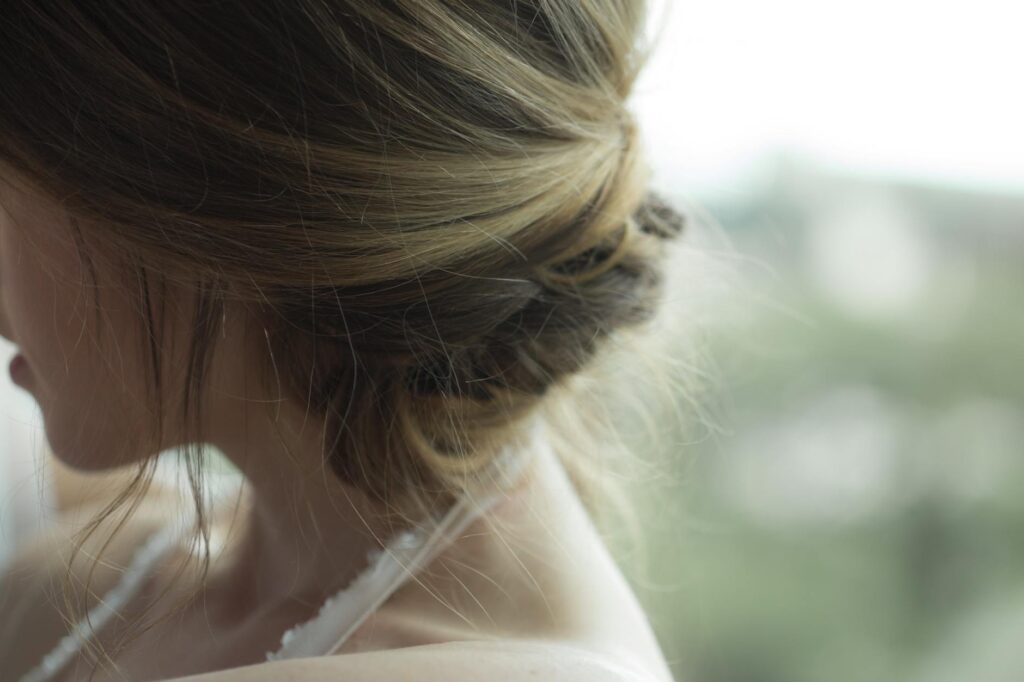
left=0, top=0, right=699, bottom=672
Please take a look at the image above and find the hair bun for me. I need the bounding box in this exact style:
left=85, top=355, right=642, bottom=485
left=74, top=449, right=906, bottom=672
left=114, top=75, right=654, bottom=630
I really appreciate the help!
left=404, top=192, right=687, bottom=402
left=636, top=191, right=687, bottom=240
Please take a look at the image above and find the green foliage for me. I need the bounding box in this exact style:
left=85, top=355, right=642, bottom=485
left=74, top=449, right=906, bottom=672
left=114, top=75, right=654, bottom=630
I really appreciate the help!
left=617, top=166, right=1024, bottom=682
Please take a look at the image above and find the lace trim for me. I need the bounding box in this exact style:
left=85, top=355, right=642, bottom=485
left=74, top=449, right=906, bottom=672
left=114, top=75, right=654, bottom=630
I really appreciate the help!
left=264, top=527, right=425, bottom=661
left=266, top=428, right=540, bottom=660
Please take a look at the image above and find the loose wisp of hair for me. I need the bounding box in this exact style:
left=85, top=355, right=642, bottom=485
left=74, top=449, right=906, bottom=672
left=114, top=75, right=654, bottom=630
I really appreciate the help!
left=0, top=0, right=707, bottom=675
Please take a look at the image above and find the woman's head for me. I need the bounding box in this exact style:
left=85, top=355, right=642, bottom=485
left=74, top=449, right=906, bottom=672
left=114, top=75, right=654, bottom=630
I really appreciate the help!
left=0, top=1, right=684, bottom=520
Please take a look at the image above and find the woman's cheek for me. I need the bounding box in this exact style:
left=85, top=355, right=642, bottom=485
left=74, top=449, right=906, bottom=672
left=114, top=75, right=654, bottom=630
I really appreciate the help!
left=0, top=227, right=144, bottom=469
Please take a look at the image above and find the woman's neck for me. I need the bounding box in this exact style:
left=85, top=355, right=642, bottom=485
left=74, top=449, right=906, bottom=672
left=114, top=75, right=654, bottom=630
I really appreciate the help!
left=198, top=392, right=403, bottom=622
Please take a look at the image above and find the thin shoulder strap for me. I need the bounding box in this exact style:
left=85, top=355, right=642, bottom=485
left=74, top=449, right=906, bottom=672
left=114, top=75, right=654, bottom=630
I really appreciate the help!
left=17, top=521, right=185, bottom=682
left=268, top=417, right=545, bottom=661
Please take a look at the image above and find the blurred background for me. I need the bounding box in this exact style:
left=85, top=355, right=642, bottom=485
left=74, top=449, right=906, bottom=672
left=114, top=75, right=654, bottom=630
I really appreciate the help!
left=1, top=1, right=1022, bottom=680
left=623, top=1, right=1024, bottom=681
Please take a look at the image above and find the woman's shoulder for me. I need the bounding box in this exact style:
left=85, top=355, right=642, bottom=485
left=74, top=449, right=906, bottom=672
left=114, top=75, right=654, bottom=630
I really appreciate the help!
left=0, top=484, right=180, bottom=593
left=165, top=639, right=664, bottom=682
left=0, top=490, right=177, bottom=679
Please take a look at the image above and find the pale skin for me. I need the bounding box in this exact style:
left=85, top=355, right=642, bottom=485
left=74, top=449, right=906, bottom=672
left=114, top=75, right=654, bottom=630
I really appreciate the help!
left=0, top=172, right=674, bottom=682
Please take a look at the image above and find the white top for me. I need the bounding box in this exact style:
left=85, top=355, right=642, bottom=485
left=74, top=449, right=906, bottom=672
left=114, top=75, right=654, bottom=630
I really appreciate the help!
left=17, top=418, right=545, bottom=682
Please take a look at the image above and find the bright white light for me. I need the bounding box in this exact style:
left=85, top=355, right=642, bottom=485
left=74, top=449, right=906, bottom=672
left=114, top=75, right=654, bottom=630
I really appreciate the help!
left=637, top=0, right=1024, bottom=197
left=806, top=192, right=933, bottom=319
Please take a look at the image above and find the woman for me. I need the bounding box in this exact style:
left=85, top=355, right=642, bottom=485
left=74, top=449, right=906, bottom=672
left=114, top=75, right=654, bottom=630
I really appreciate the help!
left=0, top=2, right=687, bottom=681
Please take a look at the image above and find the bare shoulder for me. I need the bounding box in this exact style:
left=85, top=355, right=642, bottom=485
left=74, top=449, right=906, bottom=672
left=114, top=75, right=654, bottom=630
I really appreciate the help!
left=0, top=490, right=176, bottom=678
left=168, top=640, right=662, bottom=682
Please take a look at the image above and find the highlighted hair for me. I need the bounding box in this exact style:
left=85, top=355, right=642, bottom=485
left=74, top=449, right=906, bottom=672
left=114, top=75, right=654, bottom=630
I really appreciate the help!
left=0, top=0, right=704, bottom=673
